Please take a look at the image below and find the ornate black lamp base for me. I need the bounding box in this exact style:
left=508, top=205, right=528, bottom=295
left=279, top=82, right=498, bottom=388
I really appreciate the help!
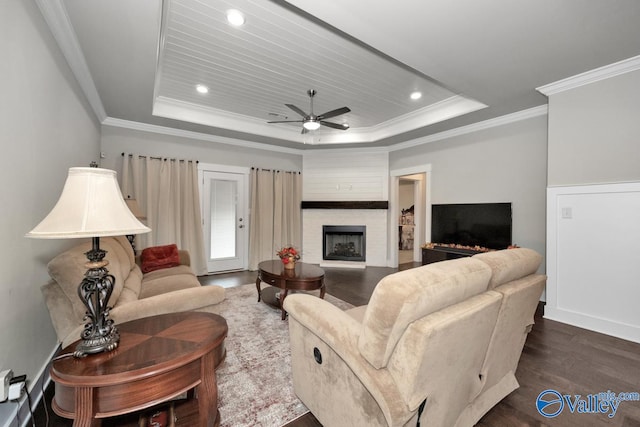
left=126, top=234, right=136, bottom=253
left=74, top=237, right=120, bottom=358
left=74, top=330, right=119, bottom=358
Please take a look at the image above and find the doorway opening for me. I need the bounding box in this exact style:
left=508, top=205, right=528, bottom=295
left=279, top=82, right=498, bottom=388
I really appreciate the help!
left=390, top=165, right=431, bottom=268
left=398, top=178, right=416, bottom=264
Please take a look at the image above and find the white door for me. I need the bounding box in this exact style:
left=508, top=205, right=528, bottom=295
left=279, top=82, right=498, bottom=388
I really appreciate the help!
left=202, top=171, right=247, bottom=272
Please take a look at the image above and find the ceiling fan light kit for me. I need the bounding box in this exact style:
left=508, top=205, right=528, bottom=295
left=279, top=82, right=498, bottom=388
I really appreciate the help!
left=268, top=89, right=351, bottom=134
left=303, top=120, right=321, bottom=131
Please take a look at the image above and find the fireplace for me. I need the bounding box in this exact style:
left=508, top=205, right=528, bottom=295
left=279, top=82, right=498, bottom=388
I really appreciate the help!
left=323, top=225, right=366, bottom=262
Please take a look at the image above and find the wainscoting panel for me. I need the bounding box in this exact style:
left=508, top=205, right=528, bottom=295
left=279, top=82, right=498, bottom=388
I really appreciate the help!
left=545, top=182, right=640, bottom=343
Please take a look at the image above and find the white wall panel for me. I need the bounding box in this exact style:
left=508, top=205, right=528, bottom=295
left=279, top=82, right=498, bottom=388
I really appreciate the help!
left=546, top=182, right=640, bottom=343
left=303, top=151, right=388, bottom=201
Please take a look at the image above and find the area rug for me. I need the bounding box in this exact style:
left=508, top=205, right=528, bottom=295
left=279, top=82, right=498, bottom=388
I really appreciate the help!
left=214, top=283, right=354, bottom=427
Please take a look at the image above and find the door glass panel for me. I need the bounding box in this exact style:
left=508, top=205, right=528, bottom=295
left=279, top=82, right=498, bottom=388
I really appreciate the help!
left=201, top=169, right=246, bottom=273
left=210, top=179, right=237, bottom=259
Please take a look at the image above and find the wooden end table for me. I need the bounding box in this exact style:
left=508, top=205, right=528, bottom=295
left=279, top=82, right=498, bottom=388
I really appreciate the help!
left=256, top=260, right=325, bottom=320
left=50, top=312, right=228, bottom=427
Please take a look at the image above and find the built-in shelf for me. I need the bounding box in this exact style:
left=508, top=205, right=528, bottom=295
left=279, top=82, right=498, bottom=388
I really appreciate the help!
left=301, top=201, right=388, bottom=210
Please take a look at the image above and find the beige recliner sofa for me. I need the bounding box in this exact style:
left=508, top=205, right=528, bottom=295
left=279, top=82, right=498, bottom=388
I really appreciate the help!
left=42, top=236, right=225, bottom=348
left=283, top=248, right=544, bottom=427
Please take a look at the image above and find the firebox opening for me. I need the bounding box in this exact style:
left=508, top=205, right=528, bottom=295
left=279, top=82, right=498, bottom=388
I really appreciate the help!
left=323, top=225, right=366, bottom=262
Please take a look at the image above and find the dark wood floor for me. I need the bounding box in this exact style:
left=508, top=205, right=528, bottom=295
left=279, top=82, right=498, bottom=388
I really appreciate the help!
left=33, top=262, right=640, bottom=426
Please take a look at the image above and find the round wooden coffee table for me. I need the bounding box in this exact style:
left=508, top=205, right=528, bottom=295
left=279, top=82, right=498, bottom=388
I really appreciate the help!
left=50, top=312, right=227, bottom=427
left=256, top=260, right=325, bottom=320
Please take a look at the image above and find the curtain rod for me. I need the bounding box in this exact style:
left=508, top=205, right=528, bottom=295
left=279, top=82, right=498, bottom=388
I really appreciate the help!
left=121, top=152, right=198, bottom=163
left=251, top=167, right=300, bottom=174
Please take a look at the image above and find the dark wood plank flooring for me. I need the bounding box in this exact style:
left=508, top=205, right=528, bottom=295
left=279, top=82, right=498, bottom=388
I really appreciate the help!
left=33, top=262, right=640, bottom=426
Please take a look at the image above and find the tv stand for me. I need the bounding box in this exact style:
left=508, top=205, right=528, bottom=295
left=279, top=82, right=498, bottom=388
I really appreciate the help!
left=421, top=246, right=483, bottom=265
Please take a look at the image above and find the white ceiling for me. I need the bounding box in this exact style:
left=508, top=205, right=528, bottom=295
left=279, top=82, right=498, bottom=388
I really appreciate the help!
left=42, top=0, right=640, bottom=150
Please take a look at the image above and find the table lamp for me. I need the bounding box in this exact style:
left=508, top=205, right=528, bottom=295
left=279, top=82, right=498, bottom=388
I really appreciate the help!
left=26, top=167, right=150, bottom=357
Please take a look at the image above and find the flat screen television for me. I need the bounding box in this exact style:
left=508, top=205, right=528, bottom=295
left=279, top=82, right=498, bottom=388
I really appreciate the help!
left=431, top=202, right=512, bottom=250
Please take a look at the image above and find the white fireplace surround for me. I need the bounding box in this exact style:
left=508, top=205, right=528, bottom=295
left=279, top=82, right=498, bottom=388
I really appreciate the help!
left=302, top=209, right=388, bottom=267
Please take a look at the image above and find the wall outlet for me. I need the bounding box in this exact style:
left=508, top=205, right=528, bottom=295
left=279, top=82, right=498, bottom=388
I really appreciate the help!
left=8, top=382, right=24, bottom=401
left=0, top=369, right=13, bottom=402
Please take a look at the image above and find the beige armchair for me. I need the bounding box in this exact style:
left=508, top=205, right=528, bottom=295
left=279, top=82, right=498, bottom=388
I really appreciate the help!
left=284, top=248, right=544, bottom=426
left=41, top=236, right=225, bottom=348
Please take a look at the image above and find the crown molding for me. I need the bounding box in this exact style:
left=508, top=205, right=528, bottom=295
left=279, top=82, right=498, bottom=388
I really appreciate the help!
left=388, top=105, right=548, bottom=152
left=35, top=0, right=107, bottom=122
left=307, top=95, right=487, bottom=145
left=104, top=105, right=548, bottom=156
left=101, top=117, right=303, bottom=155
left=152, top=96, right=307, bottom=143
left=537, top=55, right=640, bottom=96
left=153, top=94, right=487, bottom=146
left=153, top=96, right=380, bottom=145
left=365, top=95, right=488, bottom=139
left=302, top=145, right=391, bottom=155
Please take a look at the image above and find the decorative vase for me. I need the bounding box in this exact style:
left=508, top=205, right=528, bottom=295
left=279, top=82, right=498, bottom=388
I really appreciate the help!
left=284, top=260, right=296, bottom=269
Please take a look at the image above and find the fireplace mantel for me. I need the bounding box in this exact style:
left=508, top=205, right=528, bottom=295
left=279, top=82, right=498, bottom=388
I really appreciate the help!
left=301, top=201, right=388, bottom=210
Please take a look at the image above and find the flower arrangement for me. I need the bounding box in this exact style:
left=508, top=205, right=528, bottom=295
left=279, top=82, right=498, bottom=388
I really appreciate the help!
left=277, top=246, right=300, bottom=265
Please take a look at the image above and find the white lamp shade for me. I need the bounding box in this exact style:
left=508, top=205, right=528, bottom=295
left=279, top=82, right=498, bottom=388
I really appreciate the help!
left=124, top=197, right=146, bottom=219
left=26, top=167, right=151, bottom=239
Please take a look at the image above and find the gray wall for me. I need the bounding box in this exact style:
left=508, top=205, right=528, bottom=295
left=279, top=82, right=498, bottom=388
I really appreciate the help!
left=0, top=0, right=100, bottom=421
left=547, top=69, right=640, bottom=186
left=544, top=67, right=640, bottom=342
left=100, top=125, right=303, bottom=178
left=390, top=115, right=548, bottom=263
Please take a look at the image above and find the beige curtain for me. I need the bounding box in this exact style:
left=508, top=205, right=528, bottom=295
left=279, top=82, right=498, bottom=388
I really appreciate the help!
left=249, top=168, right=302, bottom=270
left=121, top=153, right=207, bottom=275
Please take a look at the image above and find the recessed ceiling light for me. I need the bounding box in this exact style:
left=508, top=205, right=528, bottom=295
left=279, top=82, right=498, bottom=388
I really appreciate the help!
left=410, top=91, right=422, bottom=100
left=196, top=84, right=209, bottom=94
left=226, top=9, right=245, bottom=26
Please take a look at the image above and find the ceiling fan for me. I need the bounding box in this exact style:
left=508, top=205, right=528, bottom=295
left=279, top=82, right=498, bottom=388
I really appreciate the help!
left=268, top=89, right=351, bottom=134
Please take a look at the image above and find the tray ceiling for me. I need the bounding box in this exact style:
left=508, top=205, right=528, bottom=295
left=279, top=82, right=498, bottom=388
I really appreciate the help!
left=152, top=0, right=485, bottom=145
left=43, top=0, right=640, bottom=149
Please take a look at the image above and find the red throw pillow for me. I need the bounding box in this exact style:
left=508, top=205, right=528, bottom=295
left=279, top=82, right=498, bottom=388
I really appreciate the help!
left=141, top=244, right=180, bottom=273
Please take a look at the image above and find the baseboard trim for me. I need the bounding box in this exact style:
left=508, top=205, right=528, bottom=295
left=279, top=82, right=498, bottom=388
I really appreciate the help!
left=544, top=306, right=640, bottom=344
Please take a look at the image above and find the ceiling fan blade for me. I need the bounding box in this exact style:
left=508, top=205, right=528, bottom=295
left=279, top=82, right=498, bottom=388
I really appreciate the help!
left=318, top=106, right=351, bottom=120
left=267, top=120, right=303, bottom=123
left=285, top=104, right=308, bottom=118
left=320, top=120, right=349, bottom=130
